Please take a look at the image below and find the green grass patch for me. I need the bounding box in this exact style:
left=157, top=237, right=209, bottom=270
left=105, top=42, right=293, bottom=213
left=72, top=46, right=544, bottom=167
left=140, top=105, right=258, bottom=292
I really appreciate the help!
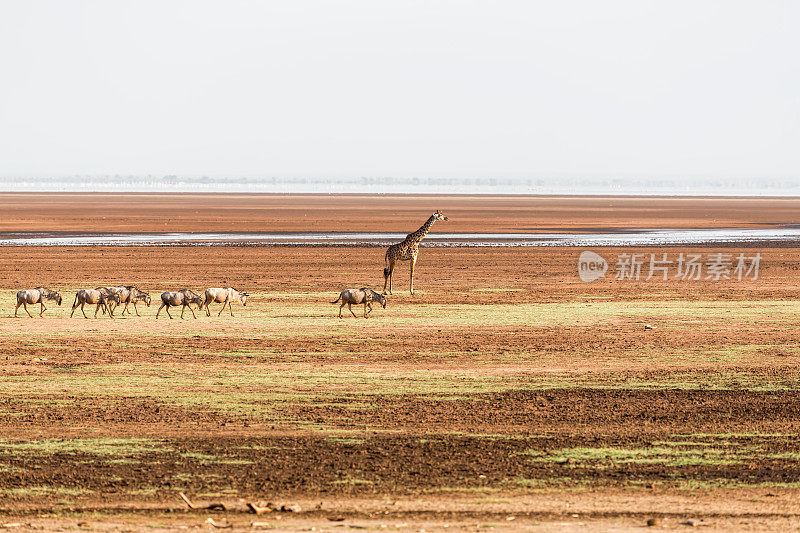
left=0, top=438, right=167, bottom=456
left=332, top=476, right=375, bottom=485
left=1, top=486, right=91, bottom=497
left=524, top=446, right=742, bottom=467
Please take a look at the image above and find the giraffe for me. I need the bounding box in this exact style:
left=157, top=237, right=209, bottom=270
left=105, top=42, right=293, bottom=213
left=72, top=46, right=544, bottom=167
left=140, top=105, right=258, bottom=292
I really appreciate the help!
left=382, top=210, right=448, bottom=295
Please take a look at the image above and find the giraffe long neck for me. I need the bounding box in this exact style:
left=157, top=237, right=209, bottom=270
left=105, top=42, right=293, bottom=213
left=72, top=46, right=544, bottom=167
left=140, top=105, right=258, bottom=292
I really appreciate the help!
left=407, top=215, right=437, bottom=244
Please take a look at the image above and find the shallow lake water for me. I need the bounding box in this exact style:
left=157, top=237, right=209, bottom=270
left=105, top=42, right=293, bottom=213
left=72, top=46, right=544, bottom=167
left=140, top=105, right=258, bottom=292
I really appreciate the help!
left=1, top=228, right=800, bottom=247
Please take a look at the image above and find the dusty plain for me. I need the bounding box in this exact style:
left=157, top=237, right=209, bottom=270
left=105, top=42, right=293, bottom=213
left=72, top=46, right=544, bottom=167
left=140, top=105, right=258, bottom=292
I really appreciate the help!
left=3, top=192, right=800, bottom=233
left=1, top=195, right=800, bottom=531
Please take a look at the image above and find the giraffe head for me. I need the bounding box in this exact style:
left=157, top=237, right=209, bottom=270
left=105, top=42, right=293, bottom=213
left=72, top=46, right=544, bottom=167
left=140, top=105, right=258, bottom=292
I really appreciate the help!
left=433, top=210, right=448, bottom=221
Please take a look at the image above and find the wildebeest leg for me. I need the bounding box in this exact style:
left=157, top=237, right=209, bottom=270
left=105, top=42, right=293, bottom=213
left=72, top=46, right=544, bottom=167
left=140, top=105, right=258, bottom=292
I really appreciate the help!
left=338, top=302, right=344, bottom=318
left=180, top=304, right=186, bottom=319
left=70, top=303, right=77, bottom=318
left=156, top=303, right=164, bottom=319
left=94, top=304, right=101, bottom=318
left=39, top=302, right=46, bottom=317
left=364, top=301, right=371, bottom=318
left=218, top=299, right=227, bottom=317
left=22, top=302, right=33, bottom=318
left=133, top=301, right=141, bottom=317
left=187, top=305, right=197, bottom=319
left=166, top=306, right=174, bottom=319
left=81, top=303, right=89, bottom=319
left=348, top=303, right=357, bottom=318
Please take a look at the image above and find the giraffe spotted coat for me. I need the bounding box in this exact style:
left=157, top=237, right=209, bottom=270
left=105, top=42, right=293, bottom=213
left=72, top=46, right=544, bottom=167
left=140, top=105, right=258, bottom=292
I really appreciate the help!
left=382, top=210, right=447, bottom=295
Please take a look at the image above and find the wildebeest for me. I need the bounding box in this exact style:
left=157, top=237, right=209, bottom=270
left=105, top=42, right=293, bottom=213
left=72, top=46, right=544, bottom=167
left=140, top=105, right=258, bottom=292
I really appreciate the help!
left=70, top=289, right=121, bottom=319
left=103, top=285, right=152, bottom=316
left=15, top=287, right=62, bottom=318
left=204, top=287, right=248, bottom=317
left=156, top=289, right=204, bottom=319
left=95, top=286, right=125, bottom=315
left=331, top=288, right=387, bottom=318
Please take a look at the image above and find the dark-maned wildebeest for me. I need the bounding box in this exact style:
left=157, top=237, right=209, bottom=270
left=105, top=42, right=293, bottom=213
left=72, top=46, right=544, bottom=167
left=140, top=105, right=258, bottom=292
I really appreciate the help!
left=109, top=286, right=152, bottom=316
left=15, top=287, right=62, bottom=318
left=331, top=288, right=387, bottom=318
left=204, top=287, right=248, bottom=317
left=71, top=289, right=121, bottom=319
left=95, top=286, right=125, bottom=315
left=156, top=289, right=204, bottom=319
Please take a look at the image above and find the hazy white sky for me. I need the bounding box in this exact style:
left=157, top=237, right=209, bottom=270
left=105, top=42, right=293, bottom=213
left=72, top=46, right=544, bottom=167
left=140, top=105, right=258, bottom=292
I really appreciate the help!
left=1, top=1, right=798, bottom=180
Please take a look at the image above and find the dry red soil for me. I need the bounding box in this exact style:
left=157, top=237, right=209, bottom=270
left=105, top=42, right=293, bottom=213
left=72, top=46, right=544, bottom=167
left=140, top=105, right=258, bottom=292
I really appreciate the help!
left=1, top=195, right=799, bottom=531
left=2, top=192, right=800, bottom=232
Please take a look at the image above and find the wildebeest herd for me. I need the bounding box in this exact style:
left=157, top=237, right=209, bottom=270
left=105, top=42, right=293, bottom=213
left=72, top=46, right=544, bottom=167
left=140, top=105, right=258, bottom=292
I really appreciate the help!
left=14, top=286, right=249, bottom=319
left=15, top=285, right=384, bottom=320
left=15, top=286, right=387, bottom=319
left=12, top=212, right=449, bottom=320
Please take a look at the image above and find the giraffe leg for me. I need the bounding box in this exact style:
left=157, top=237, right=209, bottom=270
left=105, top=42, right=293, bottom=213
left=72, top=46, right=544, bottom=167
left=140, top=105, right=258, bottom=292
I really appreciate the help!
left=383, top=259, right=394, bottom=294
left=410, top=255, right=418, bottom=295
